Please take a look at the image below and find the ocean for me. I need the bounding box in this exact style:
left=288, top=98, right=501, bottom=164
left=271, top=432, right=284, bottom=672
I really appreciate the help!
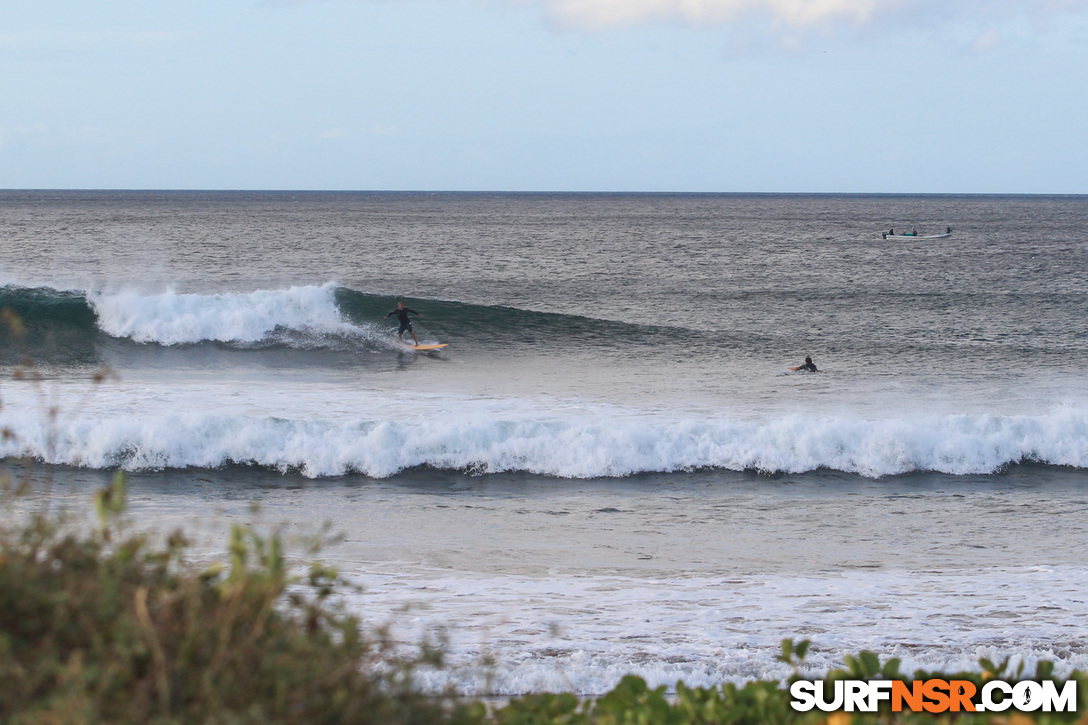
left=2, top=190, right=1087, bottom=694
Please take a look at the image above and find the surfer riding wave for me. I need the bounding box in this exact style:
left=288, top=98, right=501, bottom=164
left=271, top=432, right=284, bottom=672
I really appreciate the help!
left=386, top=302, right=422, bottom=345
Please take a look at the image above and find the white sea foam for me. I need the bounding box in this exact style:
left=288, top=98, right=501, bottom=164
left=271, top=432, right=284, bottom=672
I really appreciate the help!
left=2, top=381, right=1087, bottom=478
left=88, top=283, right=365, bottom=345
left=343, top=565, right=1088, bottom=695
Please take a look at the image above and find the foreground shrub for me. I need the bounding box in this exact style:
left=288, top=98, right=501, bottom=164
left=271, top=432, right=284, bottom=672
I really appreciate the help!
left=0, top=474, right=464, bottom=724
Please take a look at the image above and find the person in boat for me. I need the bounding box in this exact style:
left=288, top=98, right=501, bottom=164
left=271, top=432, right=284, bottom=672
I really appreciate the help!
left=909, top=227, right=917, bottom=236
left=794, top=356, right=818, bottom=373
left=386, top=302, right=422, bottom=345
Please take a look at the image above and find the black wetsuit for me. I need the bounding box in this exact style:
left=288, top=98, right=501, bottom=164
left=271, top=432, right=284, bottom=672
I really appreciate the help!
left=386, top=307, right=419, bottom=333
left=798, top=362, right=818, bottom=372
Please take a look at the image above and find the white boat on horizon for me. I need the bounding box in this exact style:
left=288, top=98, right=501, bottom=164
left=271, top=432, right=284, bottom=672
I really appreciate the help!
left=882, top=227, right=952, bottom=240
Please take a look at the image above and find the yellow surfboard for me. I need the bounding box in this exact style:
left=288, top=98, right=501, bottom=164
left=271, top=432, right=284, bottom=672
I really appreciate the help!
left=409, top=343, right=448, bottom=351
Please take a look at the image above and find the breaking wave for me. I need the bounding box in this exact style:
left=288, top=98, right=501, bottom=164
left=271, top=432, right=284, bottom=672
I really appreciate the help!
left=0, top=283, right=662, bottom=359
left=3, top=402, right=1087, bottom=479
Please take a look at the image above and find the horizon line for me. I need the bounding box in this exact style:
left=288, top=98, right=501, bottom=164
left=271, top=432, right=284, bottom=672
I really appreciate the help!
left=3, top=188, right=1087, bottom=197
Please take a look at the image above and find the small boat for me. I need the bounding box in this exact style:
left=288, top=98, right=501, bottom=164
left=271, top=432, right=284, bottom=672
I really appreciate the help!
left=881, top=227, right=952, bottom=240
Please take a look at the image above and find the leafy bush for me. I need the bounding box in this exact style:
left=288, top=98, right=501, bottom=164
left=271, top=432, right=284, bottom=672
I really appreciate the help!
left=0, top=474, right=466, bottom=724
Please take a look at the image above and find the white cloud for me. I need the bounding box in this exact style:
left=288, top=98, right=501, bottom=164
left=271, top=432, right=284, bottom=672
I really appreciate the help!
left=510, top=0, right=1088, bottom=35
left=542, top=0, right=881, bottom=31
left=279, top=0, right=1088, bottom=34
left=276, top=0, right=1088, bottom=48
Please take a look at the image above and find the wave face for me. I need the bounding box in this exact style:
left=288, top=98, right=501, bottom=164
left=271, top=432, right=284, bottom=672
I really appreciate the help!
left=1, top=283, right=382, bottom=350
left=3, top=399, right=1087, bottom=479
left=0, top=284, right=406, bottom=364
left=1, top=283, right=671, bottom=366
left=0, top=285, right=98, bottom=329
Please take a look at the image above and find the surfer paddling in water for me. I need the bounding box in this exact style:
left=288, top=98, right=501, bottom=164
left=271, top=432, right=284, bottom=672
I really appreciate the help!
left=791, top=356, right=819, bottom=373
left=386, top=302, right=422, bottom=345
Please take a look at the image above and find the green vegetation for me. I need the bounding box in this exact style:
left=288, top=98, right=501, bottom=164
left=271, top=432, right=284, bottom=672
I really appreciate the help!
left=0, top=473, right=466, bottom=724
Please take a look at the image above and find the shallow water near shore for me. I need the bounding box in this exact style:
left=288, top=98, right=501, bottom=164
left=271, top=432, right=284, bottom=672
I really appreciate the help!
left=14, top=463, right=1088, bottom=695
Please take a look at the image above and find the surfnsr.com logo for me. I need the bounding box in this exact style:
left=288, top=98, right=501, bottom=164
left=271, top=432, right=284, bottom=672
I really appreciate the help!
left=790, top=679, right=1077, bottom=714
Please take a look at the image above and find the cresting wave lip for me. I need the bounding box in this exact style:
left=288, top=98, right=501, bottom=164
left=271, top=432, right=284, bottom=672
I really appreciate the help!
left=3, top=407, right=1087, bottom=479
left=89, top=284, right=380, bottom=346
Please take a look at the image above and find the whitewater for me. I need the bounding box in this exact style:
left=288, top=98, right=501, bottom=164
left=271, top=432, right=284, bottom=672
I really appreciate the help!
left=3, top=190, right=1088, bottom=694
left=90, top=283, right=366, bottom=345
left=3, top=379, right=1088, bottom=478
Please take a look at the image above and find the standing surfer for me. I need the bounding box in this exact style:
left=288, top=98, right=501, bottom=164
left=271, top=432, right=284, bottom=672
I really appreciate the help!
left=386, top=302, right=422, bottom=345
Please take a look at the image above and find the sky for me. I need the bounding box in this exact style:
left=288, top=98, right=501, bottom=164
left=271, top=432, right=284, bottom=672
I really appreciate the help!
left=1, top=0, right=1086, bottom=193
